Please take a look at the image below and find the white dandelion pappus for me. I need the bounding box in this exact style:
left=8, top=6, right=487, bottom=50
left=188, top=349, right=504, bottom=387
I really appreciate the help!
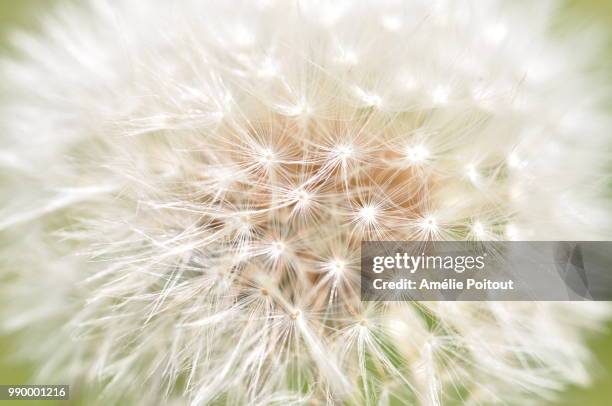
left=0, top=0, right=611, bottom=405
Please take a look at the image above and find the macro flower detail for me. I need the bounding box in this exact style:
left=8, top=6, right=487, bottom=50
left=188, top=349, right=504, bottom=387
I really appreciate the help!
left=0, top=0, right=610, bottom=405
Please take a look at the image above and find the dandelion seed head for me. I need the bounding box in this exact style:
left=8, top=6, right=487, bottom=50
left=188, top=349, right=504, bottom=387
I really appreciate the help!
left=1, top=0, right=611, bottom=404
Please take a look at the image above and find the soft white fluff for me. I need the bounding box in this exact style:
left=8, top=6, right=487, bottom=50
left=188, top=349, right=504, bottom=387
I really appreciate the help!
left=0, top=0, right=610, bottom=405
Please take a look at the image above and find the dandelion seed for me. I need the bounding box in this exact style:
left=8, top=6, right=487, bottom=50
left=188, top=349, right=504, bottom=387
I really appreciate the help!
left=432, top=85, right=450, bottom=105
left=353, top=86, right=382, bottom=107
left=485, top=23, right=508, bottom=44
left=405, top=145, right=430, bottom=164
left=381, top=16, right=402, bottom=31
left=232, top=24, right=255, bottom=47
left=257, top=57, right=279, bottom=77
left=337, top=48, right=358, bottom=65
left=472, top=221, right=485, bottom=237
left=293, top=189, right=311, bottom=207
left=333, top=144, right=354, bottom=163
left=358, top=205, right=378, bottom=224
left=466, top=163, right=480, bottom=183
left=269, top=241, right=286, bottom=259
left=505, top=224, right=519, bottom=240
left=258, top=147, right=276, bottom=166
left=419, top=216, right=438, bottom=235
left=324, top=259, right=346, bottom=276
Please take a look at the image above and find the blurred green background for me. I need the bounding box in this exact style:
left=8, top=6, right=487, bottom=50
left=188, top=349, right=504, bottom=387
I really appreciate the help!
left=0, top=1, right=611, bottom=405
